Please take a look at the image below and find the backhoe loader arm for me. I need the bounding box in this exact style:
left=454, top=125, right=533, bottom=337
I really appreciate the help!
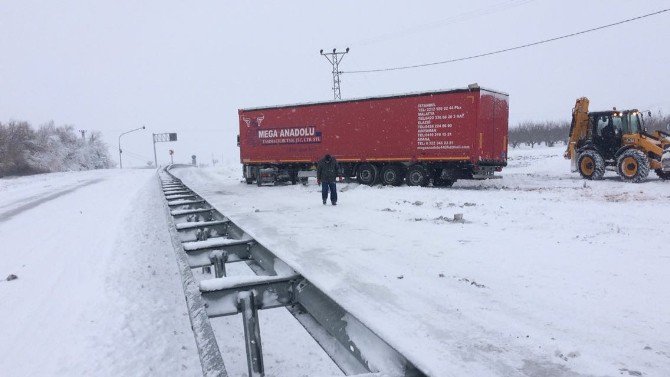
left=565, top=97, right=590, bottom=159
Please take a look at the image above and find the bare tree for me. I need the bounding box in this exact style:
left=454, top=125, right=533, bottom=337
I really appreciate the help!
left=509, top=120, right=570, bottom=148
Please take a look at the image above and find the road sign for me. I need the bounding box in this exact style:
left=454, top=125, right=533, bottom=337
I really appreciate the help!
left=154, top=133, right=177, bottom=143
left=153, top=132, right=178, bottom=167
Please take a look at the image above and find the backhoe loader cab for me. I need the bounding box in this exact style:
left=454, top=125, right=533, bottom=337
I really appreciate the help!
left=566, top=97, right=670, bottom=182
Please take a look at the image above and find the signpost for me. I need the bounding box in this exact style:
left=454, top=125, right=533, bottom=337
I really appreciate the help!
left=153, top=133, right=177, bottom=167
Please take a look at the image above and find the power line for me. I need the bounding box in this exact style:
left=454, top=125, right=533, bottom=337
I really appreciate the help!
left=354, top=0, right=535, bottom=47
left=343, top=8, right=670, bottom=74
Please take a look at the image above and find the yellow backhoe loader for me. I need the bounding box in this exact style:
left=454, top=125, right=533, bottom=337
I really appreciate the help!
left=565, top=97, right=670, bottom=182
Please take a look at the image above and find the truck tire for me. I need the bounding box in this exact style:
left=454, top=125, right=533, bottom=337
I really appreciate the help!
left=617, top=149, right=650, bottom=183
left=380, top=165, right=404, bottom=186
left=655, top=169, right=670, bottom=180
left=357, top=163, right=378, bottom=185
left=406, top=165, right=429, bottom=186
left=577, top=150, right=605, bottom=180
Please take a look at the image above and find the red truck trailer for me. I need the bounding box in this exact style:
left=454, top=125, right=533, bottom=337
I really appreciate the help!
left=238, top=85, right=508, bottom=186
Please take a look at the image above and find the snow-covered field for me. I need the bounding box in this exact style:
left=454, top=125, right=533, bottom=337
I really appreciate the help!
left=1, top=146, right=668, bottom=376
left=172, top=146, right=670, bottom=377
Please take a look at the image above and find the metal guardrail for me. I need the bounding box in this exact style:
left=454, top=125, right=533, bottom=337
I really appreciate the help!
left=160, top=166, right=427, bottom=377
left=158, top=173, right=228, bottom=377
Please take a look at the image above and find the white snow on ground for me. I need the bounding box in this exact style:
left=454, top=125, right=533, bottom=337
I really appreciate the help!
left=0, top=169, right=202, bottom=376
left=172, top=146, right=670, bottom=377
left=2, top=147, right=668, bottom=377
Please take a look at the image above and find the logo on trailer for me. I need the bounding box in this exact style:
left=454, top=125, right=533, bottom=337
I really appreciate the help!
left=256, top=126, right=322, bottom=145
left=242, top=115, right=265, bottom=127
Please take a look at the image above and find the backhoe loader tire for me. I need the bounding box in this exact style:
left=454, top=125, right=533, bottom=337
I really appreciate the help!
left=577, top=150, right=605, bottom=180
left=655, top=169, right=670, bottom=180
left=616, top=149, right=650, bottom=183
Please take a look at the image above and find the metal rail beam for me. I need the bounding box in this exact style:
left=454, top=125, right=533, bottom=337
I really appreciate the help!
left=176, top=220, right=230, bottom=231
left=163, top=189, right=192, bottom=195
left=168, top=199, right=206, bottom=207
left=165, top=194, right=198, bottom=200
left=183, top=240, right=253, bottom=268
left=200, top=275, right=301, bottom=317
left=171, top=208, right=214, bottom=216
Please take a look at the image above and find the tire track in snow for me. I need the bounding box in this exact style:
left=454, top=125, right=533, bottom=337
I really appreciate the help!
left=0, top=178, right=105, bottom=223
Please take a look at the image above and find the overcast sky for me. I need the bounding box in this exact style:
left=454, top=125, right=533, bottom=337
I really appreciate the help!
left=1, top=0, right=669, bottom=166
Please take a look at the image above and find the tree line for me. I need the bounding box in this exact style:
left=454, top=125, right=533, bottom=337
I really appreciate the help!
left=0, top=120, right=114, bottom=177
left=644, top=111, right=670, bottom=133
left=508, top=120, right=570, bottom=148
left=508, top=112, right=670, bottom=148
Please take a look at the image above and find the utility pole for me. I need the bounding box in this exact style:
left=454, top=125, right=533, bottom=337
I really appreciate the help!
left=320, top=47, right=349, bottom=100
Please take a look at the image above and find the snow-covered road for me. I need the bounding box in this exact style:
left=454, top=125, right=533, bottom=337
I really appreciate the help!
left=0, top=169, right=201, bottom=376
left=172, top=146, right=670, bottom=377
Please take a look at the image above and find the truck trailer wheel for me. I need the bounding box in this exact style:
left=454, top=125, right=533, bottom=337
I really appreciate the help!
left=406, top=165, right=429, bottom=186
left=357, top=163, right=379, bottom=185
left=380, top=165, right=404, bottom=186
left=577, top=150, right=605, bottom=180
left=617, top=149, right=649, bottom=183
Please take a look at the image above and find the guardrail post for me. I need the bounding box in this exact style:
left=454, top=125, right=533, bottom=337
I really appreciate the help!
left=209, top=250, right=228, bottom=278
left=238, top=291, right=264, bottom=377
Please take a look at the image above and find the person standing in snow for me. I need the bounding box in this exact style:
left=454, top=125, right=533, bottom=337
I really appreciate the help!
left=316, top=154, right=339, bottom=205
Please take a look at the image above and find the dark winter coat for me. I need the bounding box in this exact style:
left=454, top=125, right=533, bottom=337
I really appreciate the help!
left=317, top=155, right=339, bottom=183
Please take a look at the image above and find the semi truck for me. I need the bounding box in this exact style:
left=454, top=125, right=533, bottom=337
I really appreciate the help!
left=238, top=84, right=509, bottom=187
